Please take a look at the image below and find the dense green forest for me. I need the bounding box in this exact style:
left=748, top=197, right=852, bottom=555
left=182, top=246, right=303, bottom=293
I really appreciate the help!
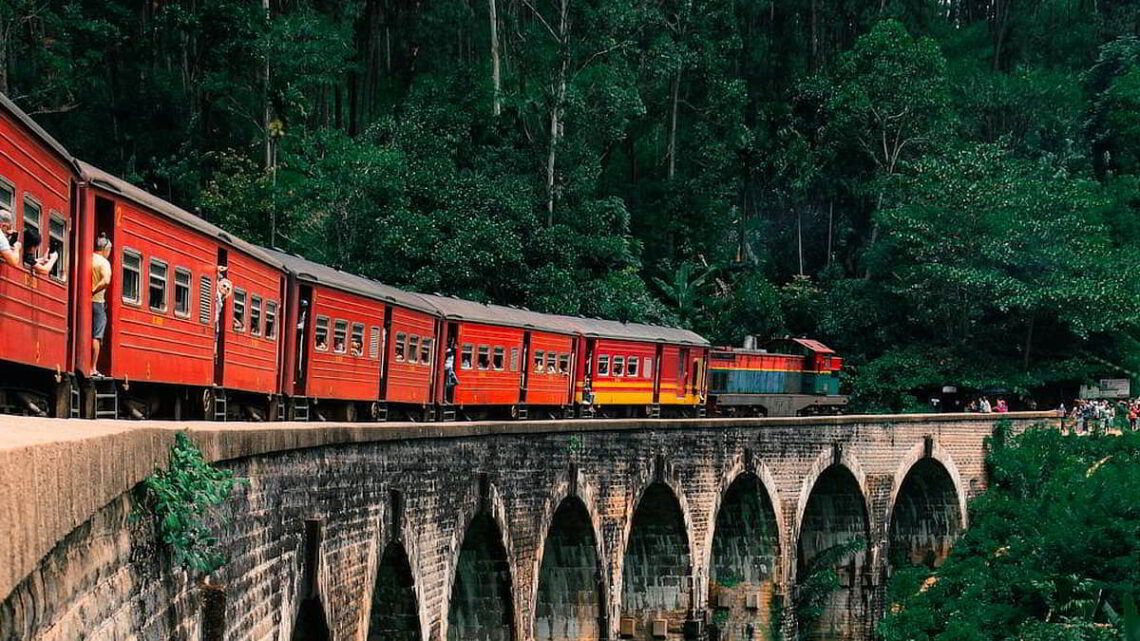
left=880, top=423, right=1140, bottom=640
left=6, top=0, right=1140, bottom=408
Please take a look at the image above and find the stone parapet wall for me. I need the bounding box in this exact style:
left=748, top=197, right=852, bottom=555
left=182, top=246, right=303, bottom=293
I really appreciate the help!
left=0, top=412, right=1058, bottom=641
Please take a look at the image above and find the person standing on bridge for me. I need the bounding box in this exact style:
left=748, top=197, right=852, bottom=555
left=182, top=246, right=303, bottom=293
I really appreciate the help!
left=91, top=234, right=113, bottom=377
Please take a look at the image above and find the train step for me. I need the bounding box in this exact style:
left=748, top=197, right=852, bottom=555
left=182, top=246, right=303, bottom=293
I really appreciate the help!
left=293, top=397, right=310, bottom=422
left=93, top=378, right=118, bottom=420
left=69, top=383, right=81, bottom=419
left=212, top=389, right=228, bottom=422
left=439, top=407, right=456, bottom=422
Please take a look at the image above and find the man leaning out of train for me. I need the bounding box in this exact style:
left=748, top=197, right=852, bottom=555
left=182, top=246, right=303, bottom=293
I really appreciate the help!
left=0, top=207, right=22, bottom=268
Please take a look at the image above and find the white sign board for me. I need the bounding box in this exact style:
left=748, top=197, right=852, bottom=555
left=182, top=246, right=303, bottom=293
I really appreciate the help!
left=1079, top=378, right=1131, bottom=399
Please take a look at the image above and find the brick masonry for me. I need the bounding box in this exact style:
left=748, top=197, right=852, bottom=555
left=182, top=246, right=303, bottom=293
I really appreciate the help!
left=0, top=413, right=1056, bottom=641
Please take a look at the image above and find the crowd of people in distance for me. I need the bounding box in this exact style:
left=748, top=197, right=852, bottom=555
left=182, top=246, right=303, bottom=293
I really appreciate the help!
left=965, top=397, right=1010, bottom=413
left=1059, top=398, right=1140, bottom=434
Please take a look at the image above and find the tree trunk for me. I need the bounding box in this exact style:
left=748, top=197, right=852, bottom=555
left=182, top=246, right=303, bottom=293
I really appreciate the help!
left=488, top=0, right=502, bottom=116
left=667, top=68, right=681, bottom=180
left=545, top=0, right=569, bottom=226
left=1023, top=315, right=1034, bottom=371
left=263, top=0, right=272, bottom=170
left=0, top=29, right=8, bottom=96
left=797, top=206, right=804, bottom=276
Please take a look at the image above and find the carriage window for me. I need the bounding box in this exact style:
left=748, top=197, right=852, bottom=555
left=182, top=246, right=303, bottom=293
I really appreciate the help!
left=461, top=343, right=474, bottom=369
left=174, top=268, right=192, bottom=317
left=315, top=316, right=330, bottom=351
left=558, top=353, right=570, bottom=374
left=627, top=356, right=639, bottom=377
left=22, top=196, right=41, bottom=259
left=232, top=288, right=246, bottom=331
left=48, top=214, right=67, bottom=281
left=612, top=356, right=625, bottom=377
left=534, top=350, right=545, bottom=373
left=351, top=323, right=365, bottom=357
left=148, top=259, right=168, bottom=312
left=545, top=352, right=556, bottom=373
left=492, top=346, right=505, bottom=370
left=121, top=249, right=142, bottom=304
left=597, top=355, right=609, bottom=376
left=0, top=177, right=12, bottom=211
left=477, top=345, right=490, bottom=370
left=369, top=326, right=382, bottom=359
left=421, top=338, right=433, bottom=364
left=408, top=335, right=420, bottom=363
left=644, top=357, right=653, bottom=379
left=198, top=275, right=213, bottom=324
left=250, top=295, right=262, bottom=335
left=394, top=332, right=407, bottom=361
left=265, top=301, right=279, bottom=338
left=510, top=348, right=519, bottom=372
left=333, top=320, right=348, bottom=353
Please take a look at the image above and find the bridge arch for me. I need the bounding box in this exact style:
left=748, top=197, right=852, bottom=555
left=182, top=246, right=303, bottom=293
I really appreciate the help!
left=884, top=442, right=965, bottom=569
left=443, top=481, right=518, bottom=641
left=366, top=539, right=422, bottom=641
left=529, top=466, right=608, bottom=641
left=793, top=448, right=872, bottom=641
left=705, top=463, right=783, bottom=641
left=617, top=475, right=696, bottom=640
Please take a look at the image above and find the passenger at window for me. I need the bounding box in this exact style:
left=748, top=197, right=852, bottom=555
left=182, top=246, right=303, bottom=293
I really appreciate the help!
left=0, top=208, right=22, bottom=268
left=19, top=227, right=57, bottom=275
left=351, top=338, right=364, bottom=357
left=334, top=333, right=346, bottom=353
left=215, top=266, right=233, bottom=328
left=33, top=236, right=61, bottom=276
left=91, top=234, right=112, bottom=377
left=315, top=335, right=328, bottom=351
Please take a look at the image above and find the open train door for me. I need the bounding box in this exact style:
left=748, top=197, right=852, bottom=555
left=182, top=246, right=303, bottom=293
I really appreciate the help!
left=677, top=348, right=689, bottom=400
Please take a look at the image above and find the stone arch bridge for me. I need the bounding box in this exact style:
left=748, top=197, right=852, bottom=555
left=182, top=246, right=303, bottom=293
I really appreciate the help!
left=0, top=413, right=1054, bottom=641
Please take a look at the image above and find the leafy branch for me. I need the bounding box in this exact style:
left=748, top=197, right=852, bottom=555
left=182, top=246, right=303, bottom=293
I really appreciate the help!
left=141, top=432, right=247, bottom=575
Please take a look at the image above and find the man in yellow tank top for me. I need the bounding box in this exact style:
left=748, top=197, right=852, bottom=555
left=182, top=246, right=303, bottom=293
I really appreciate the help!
left=91, top=235, right=112, bottom=377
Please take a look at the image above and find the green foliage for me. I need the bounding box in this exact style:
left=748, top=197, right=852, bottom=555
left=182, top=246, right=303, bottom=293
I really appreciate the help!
left=141, top=432, right=246, bottom=575
left=879, top=426, right=1140, bottom=641
left=10, top=0, right=1140, bottom=409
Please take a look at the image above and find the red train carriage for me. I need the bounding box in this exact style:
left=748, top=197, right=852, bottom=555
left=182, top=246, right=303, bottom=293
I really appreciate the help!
left=564, top=318, right=709, bottom=418
left=268, top=249, right=439, bottom=421
left=419, top=295, right=578, bottom=420
left=77, top=163, right=287, bottom=420
left=0, top=94, right=79, bottom=416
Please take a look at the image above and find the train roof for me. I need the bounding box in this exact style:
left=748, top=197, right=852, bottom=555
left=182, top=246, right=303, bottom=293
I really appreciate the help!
left=262, top=248, right=436, bottom=314
left=559, top=316, right=709, bottom=347
left=0, top=92, right=78, bottom=168
left=417, top=293, right=579, bottom=335
left=78, top=161, right=287, bottom=270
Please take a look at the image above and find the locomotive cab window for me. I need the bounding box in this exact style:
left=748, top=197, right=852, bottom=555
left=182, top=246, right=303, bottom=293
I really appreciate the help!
left=627, top=356, right=639, bottom=377
left=148, top=259, right=168, bottom=312
left=22, top=195, right=41, bottom=260
left=250, top=296, right=262, bottom=336
left=534, top=350, right=545, bottom=373
left=121, top=249, right=142, bottom=305
left=174, top=268, right=192, bottom=318
left=597, top=355, right=609, bottom=376
left=461, top=343, right=474, bottom=369
left=477, top=345, right=490, bottom=370
left=407, top=335, right=420, bottom=363
left=394, top=332, right=407, bottom=361
left=612, top=356, right=625, bottom=377
left=265, top=301, right=279, bottom=338
left=558, top=353, right=570, bottom=375
left=420, top=338, right=433, bottom=364
left=492, top=346, right=505, bottom=370
left=48, top=213, right=67, bottom=281
left=351, top=323, right=365, bottom=357
left=232, top=289, right=246, bottom=331
left=333, top=320, right=348, bottom=353
left=314, top=316, right=330, bottom=351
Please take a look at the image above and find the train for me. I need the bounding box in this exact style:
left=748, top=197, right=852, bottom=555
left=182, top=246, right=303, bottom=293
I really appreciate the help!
left=0, top=92, right=846, bottom=421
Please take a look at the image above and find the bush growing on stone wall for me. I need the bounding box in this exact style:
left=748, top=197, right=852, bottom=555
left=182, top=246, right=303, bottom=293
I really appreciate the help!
left=141, top=432, right=247, bottom=574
